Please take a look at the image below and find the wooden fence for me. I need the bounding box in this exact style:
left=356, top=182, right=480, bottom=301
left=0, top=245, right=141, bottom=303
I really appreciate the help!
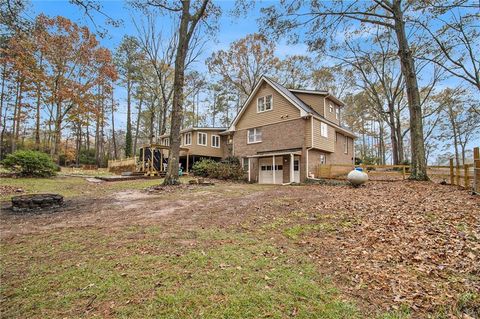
left=107, top=157, right=137, bottom=173
left=315, top=146, right=479, bottom=194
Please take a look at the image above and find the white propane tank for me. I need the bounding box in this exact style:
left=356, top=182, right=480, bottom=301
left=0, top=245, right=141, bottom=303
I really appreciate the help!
left=347, top=167, right=368, bottom=186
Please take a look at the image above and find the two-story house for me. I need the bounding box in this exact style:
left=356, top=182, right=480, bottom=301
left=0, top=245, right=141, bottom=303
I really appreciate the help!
left=225, top=76, right=355, bottom=184
left=158, top=76, right=355, bottom=183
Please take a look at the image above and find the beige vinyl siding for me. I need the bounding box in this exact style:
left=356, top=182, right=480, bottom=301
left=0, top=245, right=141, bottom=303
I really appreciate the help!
left=312, top=118, right=335, bottom=152
left=325, top=99, right=340, bottom=125
left=293, top=93, right=325, bottom=117
left=158, top=130, right=224, bottom=158
left=236, top=82, right=301, bottom=130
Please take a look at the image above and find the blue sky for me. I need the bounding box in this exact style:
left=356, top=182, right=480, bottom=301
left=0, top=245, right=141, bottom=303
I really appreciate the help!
left=27, top=1, right=478, bottom=163
left=29, top=0, right=309, bottom=125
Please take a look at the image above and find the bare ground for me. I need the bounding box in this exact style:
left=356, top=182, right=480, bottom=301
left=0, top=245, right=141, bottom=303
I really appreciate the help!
left=1, top=179, right=479, bottom=317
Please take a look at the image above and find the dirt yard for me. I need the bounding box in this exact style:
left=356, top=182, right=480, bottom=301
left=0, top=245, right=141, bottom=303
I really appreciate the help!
left=1, top=177, right=479, bottom=318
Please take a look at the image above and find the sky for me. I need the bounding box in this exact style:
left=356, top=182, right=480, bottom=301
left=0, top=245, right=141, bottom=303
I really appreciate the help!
left=25, top=1, right=479, bottom=163
left=28, top=0, right=310, bottom=126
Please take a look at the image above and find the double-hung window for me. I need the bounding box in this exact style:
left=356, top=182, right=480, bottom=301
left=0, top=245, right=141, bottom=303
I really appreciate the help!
left=344, top=136, right=348, bottom=154
left=329, top=104, right=333, bottom=113
left=211, top=135, right=220, bottom=148
left=335, top=108, right=340, bottom=120
left=184, top=132, right=192, bottom=145
left=257, top=95, right=272, bottom=113
left=320, top=154, right=326, bottom=164
left=320, top=123, right=328, bottom=138
left=163, top=138, right=169, bottom=146
left=197, top=132, right=207, bottom=146
left=247, top=128, right=262, bottom=144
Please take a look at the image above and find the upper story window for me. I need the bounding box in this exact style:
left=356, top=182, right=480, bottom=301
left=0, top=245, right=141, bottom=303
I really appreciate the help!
left=320, top=122, right=328, bottom=138
left=335, top=108, right=340, bottom=120
left=257, top=95, right=272, bottom=113
left=184, top=132, right=192, bottom=145
left=163, top=138, right=170, bottom=146
left=197, top=132, right=207, bottom=146
left=211, top=135, right=220, bottom=148
left=344, top=136, right=349, bottom=154
left=247, top=128, right=262, bottom=144
left=329, top=103, right=334, bottom=113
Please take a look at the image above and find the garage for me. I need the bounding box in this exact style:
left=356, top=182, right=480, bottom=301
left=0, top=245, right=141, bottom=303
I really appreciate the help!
left=258, top=157, right=283, bottom=184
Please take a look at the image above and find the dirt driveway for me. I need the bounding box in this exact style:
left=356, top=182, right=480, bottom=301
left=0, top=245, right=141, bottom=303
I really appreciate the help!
left=1, top=180, right=479, bottom=317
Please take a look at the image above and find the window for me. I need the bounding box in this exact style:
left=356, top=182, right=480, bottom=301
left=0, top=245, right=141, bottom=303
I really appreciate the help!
left=197, top=132, right=207, bottom=146
left=344, top=136, right=348, bottom=154
left=211, top=135, right=220, bottom=148
left=293, top=160, right=299, bottom=171
left=320, top=123, right=328, bottom=138
left=329, top=103, right=333, bottom=113
left=335, top=108, right=340, bottom=120
left=247, top=128, right=262, bottom=143
left=184, top=132, right=192, bottom=145
left=242, top=158, right=249, bottom=171
left=257, top=95, right=273, bottom=113
left=320, top=154, right=326, bottom=164
left=163, top=138, right=169, bottom=146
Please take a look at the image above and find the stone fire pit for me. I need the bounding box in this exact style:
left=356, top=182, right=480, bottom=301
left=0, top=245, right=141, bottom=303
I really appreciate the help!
left=11, top=194, right=64, bottom=212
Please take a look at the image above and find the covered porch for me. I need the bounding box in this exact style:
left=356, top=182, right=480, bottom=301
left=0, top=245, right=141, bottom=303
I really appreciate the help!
left=246, top=151, right=302, bottom=184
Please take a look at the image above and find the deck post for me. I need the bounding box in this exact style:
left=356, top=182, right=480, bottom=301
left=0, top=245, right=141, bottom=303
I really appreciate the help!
left=290, top=153, right=294, bottom=183
left=186, top=152, right=190, bottom=174
left=248, top=158, right=251, bottom=182
left=449, top=158, right=454, bottom=185
left=402, top=166, right=406, bottom=179
left=272, top=155, right=276, bottom=184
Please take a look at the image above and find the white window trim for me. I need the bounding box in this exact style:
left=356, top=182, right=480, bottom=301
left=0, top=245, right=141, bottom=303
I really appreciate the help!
left=320, top=122, right=328, bottom=138
left=247, top=128, right=262, bottom=144
left=344, top=136, right=349, bottom=154
left=257, top=95, right=273, bottom=113
left=335, top=108, right=340, bottom=120
left=184, top=132, right=192, bottom=146
left=211, top=134, right=220, bottom=148
left=329, top=104, right=334, bottom=113
left=197, top=132, right=207, bottom=146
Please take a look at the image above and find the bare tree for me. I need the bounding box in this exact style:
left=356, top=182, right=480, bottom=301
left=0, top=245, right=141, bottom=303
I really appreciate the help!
left=262, top=0, right=431, bottom=179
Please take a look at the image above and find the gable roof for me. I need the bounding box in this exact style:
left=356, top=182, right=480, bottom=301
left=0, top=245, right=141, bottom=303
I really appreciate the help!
left=289, top=89, right=346, bottom=107
left=227, top=75, right=355, bottom=137
left=228, top=76, right=313, bottom=131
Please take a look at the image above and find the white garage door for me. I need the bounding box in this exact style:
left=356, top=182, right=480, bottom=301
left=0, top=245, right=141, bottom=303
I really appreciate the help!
left=259, top=158, right=283, bottom=184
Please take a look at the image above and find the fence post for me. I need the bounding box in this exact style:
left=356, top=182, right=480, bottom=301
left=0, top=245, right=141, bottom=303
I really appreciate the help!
left=402, top=166, right=406, bottom=179
left=474, top=147, right=479, bottom=194
left=449, top=158, right=454, bottom=185
left=464, top=165, right=470, bottom=189
left=456, top=164, right=460, bottom=186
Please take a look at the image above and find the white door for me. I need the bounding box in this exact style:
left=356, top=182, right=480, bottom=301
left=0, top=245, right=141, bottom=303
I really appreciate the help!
left=259, top=158, right=283, bottom=184
left=293, top=158, right=300, bottom=183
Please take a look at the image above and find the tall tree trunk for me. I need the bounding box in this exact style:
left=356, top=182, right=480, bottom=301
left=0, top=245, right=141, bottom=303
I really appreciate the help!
left=393, top=0, right=428, bottom=180
left=0, top=63, right=6, bottom=158
left=111, top=91, right=117, bottom=160
left=125, top=79, right=132, bottom=157
left=11, top=81, right=20, bottom=153
left=35, top=54, right=43, bottom=150
left=133, top=97, right=143, bottom=156
left=164, top=2, right=190, bottom=185
left=395, top=110, right=404, bottom=163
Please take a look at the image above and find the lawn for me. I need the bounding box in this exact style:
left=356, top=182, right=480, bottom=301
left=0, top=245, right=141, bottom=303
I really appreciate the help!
left=1, top=177, right=479, bottom=318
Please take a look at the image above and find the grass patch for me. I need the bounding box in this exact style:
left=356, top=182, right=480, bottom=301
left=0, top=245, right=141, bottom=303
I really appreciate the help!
left=283, top=223, right=336, bottom=240
left=1, top=227, right=360, bottom=318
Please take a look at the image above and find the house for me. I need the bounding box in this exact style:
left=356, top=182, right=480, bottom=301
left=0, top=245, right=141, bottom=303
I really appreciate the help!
left=159, top=127, right=229, bottom=172
left=225, top=76, right=356, bottom=184
left=157, top=76, right=355, bottom=183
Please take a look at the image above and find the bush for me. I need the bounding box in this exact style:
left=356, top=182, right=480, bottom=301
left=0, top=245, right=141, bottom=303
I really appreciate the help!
left=192, top=159, right=245, bottom=181
left=2, top=150, right=58, bottom=177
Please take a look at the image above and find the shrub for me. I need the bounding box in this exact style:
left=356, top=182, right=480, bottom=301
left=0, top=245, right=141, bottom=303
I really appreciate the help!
left=2, top=150, right=58, bottom=177
left=192, top=159, right=245, bottom=181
